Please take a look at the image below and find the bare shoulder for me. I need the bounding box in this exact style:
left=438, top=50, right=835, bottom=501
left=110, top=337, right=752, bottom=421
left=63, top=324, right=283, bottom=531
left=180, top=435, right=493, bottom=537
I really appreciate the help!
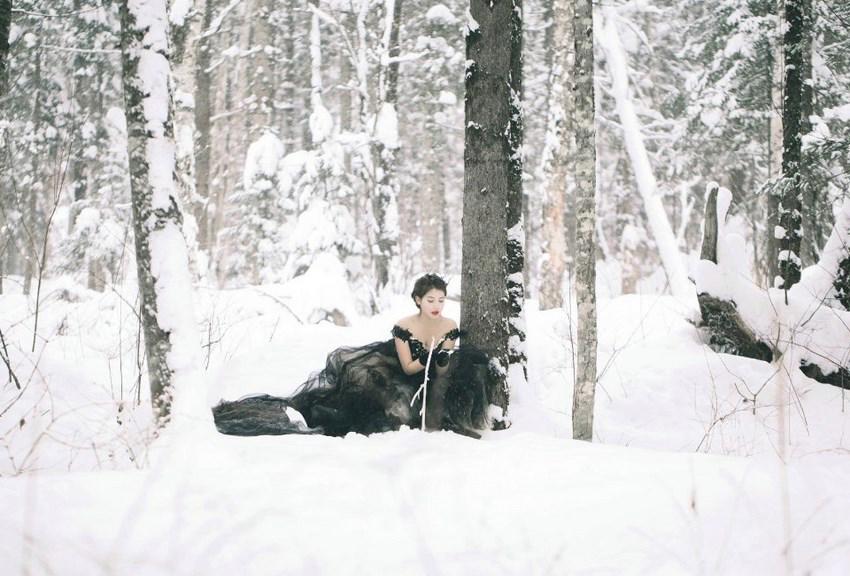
left=443, top=317, right=458, bottom=331
left=395, top=314, right=417, bottom=329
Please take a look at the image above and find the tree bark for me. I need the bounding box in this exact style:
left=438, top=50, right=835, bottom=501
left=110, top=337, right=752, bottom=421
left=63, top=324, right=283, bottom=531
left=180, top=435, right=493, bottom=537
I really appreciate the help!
left=371, top=0, right=403, bottom=295
left=571, top=0, right=598, bottom=442
left=0, top=0, right=9, bottom=98
left=798, top=0, right=820, bottom=268
left=462, top=0, right=527, bottom=418
left=193, top=0, right=214, bottom=252
left=244, top=0, right=276, bottom=137
left=119, top=0, right=196, bottom=423
left=539, top=0, right=574, bottom=310
left=766, top=0, right=784, bottom=286
left=777, top=0, right=808, bottom=292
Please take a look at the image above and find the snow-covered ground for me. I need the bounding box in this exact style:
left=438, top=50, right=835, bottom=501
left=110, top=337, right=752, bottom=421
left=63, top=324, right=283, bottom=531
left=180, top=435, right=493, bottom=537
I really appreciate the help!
left=1, top=277, right=849, bottom=574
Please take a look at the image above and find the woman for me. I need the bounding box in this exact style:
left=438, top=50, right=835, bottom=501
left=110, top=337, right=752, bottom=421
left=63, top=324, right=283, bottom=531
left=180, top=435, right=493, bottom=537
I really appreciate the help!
left=213, top=274, right=491, bottom=438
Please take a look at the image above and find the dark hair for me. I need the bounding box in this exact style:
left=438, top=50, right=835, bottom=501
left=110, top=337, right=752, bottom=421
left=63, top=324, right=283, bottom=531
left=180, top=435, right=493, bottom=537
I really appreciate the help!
left=411, top=273, right=448, bottom=308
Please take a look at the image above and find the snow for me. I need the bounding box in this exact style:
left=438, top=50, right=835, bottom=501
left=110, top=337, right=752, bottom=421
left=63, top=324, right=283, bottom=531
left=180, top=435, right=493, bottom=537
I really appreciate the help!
left=464, top=8, right=479, bottom=37
left=169, top=0, right=194, bottom=26
left=374, top=102, right=399, bottom=149
left=309, top=102, right=334, bottom=144
left=243, top=132, right=285, bottom=191
left=2, top=277, right=850, bottom=574
left=426, top=4, right=458, bottom=26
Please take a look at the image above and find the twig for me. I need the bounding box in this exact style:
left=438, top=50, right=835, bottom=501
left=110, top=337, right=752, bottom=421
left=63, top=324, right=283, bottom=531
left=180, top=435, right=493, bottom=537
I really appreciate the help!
left=0, top=326, right=21, bottom=389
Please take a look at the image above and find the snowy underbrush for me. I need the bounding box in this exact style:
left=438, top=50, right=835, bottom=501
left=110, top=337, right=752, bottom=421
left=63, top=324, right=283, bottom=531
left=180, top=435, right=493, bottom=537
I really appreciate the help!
left=2, top=274, right=850, bottom=474
left=2, top=275, right=850, bottom=573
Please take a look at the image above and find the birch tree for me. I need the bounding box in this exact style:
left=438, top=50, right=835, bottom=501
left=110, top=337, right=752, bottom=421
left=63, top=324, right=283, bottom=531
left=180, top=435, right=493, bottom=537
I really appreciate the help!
left=119, top=0, right=202, bottom=424
left=571, top=0, right=597, bottom=441
left=462, top=0, right=527, bottom=418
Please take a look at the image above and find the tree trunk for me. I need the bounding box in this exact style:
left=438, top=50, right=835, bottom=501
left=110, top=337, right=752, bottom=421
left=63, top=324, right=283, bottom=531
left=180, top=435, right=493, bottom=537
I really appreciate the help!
left=571, top=0, right=598, bottom=442
left=119, top=0, right=199, bottom=424
left=244, top=0, right=275, bottom=138
left=371, top=0, right=403, bottom=295
left=0, top=0, right=9, bottom=98
left=281, top=1, right=297, bottom=149
left=539, top=0, right=574, bottom=310
left=194, top=0, right=214, bottom=252
left=462, top=0, right=527, bottom=418
left=766, top=0, right=784, bottom=287
left=777, top=0, right=808, bottom=292
left=799, top=0, right=820, bottom=267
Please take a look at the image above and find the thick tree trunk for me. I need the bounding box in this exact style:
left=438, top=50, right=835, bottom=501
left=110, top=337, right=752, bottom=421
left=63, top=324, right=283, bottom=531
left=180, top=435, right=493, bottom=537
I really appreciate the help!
left=462, top=0, right=527, bottom=418
left=777, top=0, right=808, bottom=292
left=119, top=0, right=197, bottom=423
left=571, top=0, right=598, bottom=442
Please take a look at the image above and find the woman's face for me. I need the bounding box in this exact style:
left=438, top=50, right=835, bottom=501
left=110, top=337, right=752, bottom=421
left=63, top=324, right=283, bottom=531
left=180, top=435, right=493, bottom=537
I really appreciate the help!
left=417, top=288, right=446, bottom=318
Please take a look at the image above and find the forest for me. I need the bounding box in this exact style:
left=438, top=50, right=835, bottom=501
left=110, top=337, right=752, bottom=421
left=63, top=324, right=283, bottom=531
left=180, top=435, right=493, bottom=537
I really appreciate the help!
left=1, top=1, right=849, bottom=574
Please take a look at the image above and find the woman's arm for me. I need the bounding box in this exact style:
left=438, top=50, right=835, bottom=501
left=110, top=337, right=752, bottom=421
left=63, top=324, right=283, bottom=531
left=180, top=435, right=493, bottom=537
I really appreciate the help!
left=394, top=337, right=426, bottom=375
left=434, top=320, right=459, bottom=375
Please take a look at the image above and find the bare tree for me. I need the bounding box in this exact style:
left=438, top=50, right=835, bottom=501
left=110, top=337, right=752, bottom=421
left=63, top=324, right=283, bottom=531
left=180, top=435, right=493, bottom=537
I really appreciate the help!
left=571, top=0, right=598, bottom=441
left=461, top=0, right=527, bottom=417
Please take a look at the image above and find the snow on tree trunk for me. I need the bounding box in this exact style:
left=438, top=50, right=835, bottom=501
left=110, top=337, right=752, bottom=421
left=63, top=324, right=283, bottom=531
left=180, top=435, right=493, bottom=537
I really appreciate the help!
left=170, top=0, right=202, bottom=279
left=244, top=0, right=275, bottom=137
left=696, top=184, right=772, bottom=361
left=777, top=0, right=809, bottom=293
left=538, top=0, right=574, bottom=311
left=696, top=183, right=850, bottom=390
left=0, top=0, right=9, bottom=98
left=119, top=0, right=205, bottom=426
left=308, top=12, right=332, bottom=147
left=599, top=8, right=696, bottom=313
left=370, top=0, right=402, bottom=297
left=571, top=0, right=598, bottom=442
left=462, top=0, right=527, bottom=419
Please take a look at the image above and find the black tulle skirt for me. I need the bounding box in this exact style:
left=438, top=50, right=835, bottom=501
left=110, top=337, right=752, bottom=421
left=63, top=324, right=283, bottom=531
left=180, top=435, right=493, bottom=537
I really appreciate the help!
left=212, top=340, right=492, bottom=438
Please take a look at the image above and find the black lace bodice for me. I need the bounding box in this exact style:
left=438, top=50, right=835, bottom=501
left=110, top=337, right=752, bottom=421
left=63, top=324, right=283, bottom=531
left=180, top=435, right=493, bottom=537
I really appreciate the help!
left=391, top=325, right=463, bottom=358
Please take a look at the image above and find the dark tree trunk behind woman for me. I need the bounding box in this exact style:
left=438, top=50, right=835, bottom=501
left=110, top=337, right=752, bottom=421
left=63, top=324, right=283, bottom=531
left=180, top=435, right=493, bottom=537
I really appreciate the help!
left=462, top=0, right=527, bottom=417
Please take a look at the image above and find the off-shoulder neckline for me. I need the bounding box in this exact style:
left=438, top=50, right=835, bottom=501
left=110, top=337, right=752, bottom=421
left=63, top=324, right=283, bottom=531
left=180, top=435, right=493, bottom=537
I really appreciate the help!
left=392, top=324, right=461, bottom=344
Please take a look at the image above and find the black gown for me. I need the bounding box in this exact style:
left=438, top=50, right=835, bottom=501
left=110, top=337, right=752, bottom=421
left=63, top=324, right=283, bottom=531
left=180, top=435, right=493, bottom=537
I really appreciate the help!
left=212, top=325, right=493, bottom=438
